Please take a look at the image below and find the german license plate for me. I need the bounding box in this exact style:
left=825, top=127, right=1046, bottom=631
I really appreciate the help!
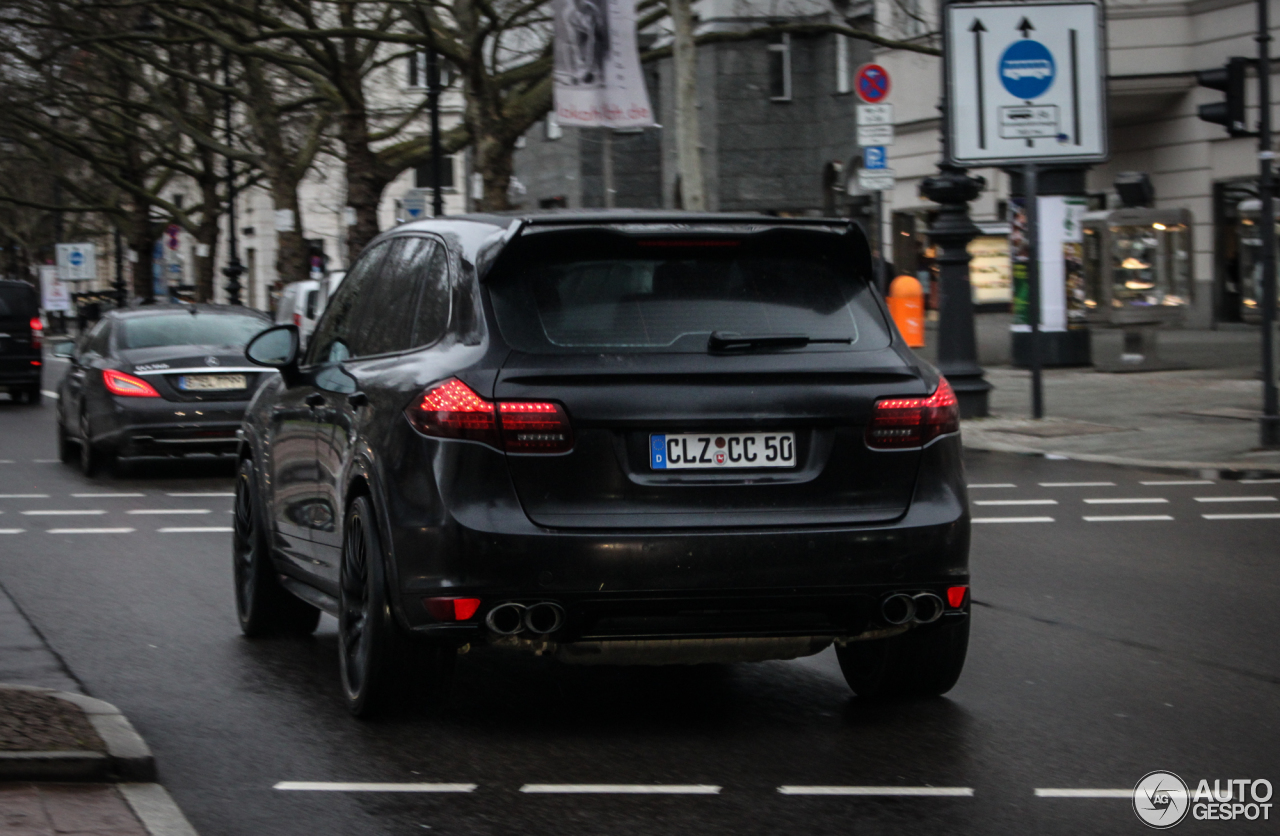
left=178, top=374, right=246, bottom=391
left=650, top=432, right=796, bottom=470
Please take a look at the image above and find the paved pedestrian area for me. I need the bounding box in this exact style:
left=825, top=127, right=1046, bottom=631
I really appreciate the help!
left=0, top=784, right=148, bottom=836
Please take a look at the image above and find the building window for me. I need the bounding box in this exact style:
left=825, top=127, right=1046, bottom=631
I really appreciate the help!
left=545, top=114, right=563, bottom=140
left=835, top=34, right=851, bottom=94
left=415, top=157, right=456, bottom=191
left=768, top=33, right=792, bottom=101
left=406, top=51, right=453, bottom=89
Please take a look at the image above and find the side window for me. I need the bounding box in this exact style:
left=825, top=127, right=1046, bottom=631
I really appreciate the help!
left=345, top=237, right=433, bottom=357
left=411, top=241, right=450, bottom=348
left=305, top=241, right=391, bottom=366
left=84, top=321, right=110, bottom=357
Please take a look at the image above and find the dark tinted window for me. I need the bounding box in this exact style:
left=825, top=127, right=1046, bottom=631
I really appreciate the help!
left=411, top=242, right=450, bottom=347
left=489, top=236, right=889, bottom=354
left=0, top=284, right=36, bottom=319
left=305, top=241, right=391, bottom=365
left=84, top=321, right=110, bottom=356
left=345, top=237, right=433, bottom=357
left=118, top=314, right=268, bottom=350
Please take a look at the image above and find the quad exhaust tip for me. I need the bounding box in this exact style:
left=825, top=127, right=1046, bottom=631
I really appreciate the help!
left=485, top=601, right=566, bottom=636
left=880, top=591, right=946, bottom=626
left=485, top=602, right=526, bottom=635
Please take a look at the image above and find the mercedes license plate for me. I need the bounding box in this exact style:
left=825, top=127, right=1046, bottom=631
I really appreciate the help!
left=178, top=373, right=246, bottom=391
left=650, top=432, right=796, bottom=470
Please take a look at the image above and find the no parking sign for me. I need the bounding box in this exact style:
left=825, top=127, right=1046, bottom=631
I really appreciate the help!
left=854, top=64, right=891, bottom=104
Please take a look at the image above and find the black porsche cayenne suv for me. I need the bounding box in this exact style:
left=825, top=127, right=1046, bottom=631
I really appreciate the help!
left=236, top=213, right=970, bottom=716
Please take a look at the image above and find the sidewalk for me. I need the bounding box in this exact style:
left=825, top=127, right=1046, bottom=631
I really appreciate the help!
left=0, top=583, right=197, bottom=836
left=920, top=314, right=1280, bottom=472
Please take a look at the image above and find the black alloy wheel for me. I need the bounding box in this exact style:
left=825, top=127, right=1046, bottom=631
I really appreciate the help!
left=339, top=495, right=454, bottom=717
left=233, top=457, right=320, bottom=637
left=835, top=616, right=970, bottom=701
left=78, top=410, right=100, bottom=476
left=56, top=410, right=74, bottom=464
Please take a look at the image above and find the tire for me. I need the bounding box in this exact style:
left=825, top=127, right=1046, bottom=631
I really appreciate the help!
left=836, top=616, right=970, bottom=701
left=339, top=495, right=453, bottom=717
left=57, top=413, right=75, bottom=464
left=78, top=411, right=102, bottom=476
left=24, top=387, right=41, bottom=406
left=233, top=457, right=321, bottom=637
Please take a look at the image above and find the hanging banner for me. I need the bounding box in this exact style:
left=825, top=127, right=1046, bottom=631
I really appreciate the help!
left=553, top=0, right=654, bottom=128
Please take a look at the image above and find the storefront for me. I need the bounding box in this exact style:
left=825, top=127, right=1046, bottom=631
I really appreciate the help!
left=1081, top=207, right=1193, bottom=325
left=893, top=211, right=1013, bottom=310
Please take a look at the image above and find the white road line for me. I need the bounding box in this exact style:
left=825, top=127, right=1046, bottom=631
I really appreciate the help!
left=1082, top=498, right=1168, bottom=504
left=0, top=494, right=49, bottom=499
left=1082, top=515, right=1174, bottom=522
left=1039, top=481, right=1116, bottom=487
left=46, top=528, right=135, bottom=534
left=972, top=499, right=1057, bottom=506
left=127, top=509, right=211, bottom=515
left=777, top=786, right=974, bottom=797
left=72, top=492, right=145, bottom=498
left=165, top=492, right=234, bottom=497
left=41, top=390, right=59, bottom=399
left=157, top=526, right=232, bottom=533
left=273, top=782, right=476, bottom=793
left=0, top=529, right=25, bottom=534
left=1202, top=513, right=1280, bottom=520
left=1194, top=496, right=1277, bottom=503
left=0, top=460, right=14, bottom=464
left=1140, top=480, right=1213, bottom=486
left=1241, top=478, right=1280, bottom=484
left=967, top=483, right=1016, bottom=489
left=21, top=509, right=105, bottom=516
left=520, top=784, right=722, bottom=795
left=1034, top=789, right=1130, bottom=799
left=972, top=517, right=1055, bottom=524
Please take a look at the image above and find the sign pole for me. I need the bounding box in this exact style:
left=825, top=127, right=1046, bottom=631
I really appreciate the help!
left=1024, top=162, right=1044, bottom=419
left=874, top=190, right=886, bottom=295
left=1258, top=0, right=1280, bottom=446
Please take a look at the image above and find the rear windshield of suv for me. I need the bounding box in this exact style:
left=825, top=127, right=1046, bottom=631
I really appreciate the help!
left=0, top=284, right=36, bottom=320
left=489, top=233, right=891, bottom=354
left=119, top=314, right=268, bottom=350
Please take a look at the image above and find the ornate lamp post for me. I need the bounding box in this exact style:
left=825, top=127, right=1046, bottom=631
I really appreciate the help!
left=919, top=164, right=992, bottom=418
left=221, top=51, right=244, bottom=305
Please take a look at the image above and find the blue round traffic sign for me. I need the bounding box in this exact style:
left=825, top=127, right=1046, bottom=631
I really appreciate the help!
left=855, top=63, right=891, bottom=104
left=69, top=251, right=83, bottom=266
left=999, top=40, right=1055, bottom=100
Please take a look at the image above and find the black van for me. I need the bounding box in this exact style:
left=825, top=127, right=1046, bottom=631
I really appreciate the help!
left=0, top=280, right=43, bottom=404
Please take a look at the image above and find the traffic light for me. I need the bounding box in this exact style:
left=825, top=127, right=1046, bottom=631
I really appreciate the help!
left=1197, top=57, right=1253, bottom=137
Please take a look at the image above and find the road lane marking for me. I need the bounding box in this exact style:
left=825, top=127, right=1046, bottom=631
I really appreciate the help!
left=158, top=526, right=232, bottom=533
left=32, top=459, right=59, bottom=463
left=274, top=782, right=476, bottom=793
left=46, top=528, right=135, bottom=534
left=1039, top=482, right=1116, bottom=487
left=777, top=786, right=974, bottom=797
left=127, top=509, right=211, bottom=515
left=1202, top=513, right=1280, bottom=520
left=21, top=510, right=105, bottom=516
left=972, top=517, right=1055, bottom=524
left=972, top=499, right=1057, bottom=506
left=520, top=785, right=721, bottom=794
left=0, top=529, right=25, bottom=534
left=967, top=483, right=1016, bottom=489
left=1194, top=496, right=1277, bottom=502
left=1241, top=478, right=1280, bottom=484
left=40, top=390, right=59, bottom=400
left=0, top=494, right=49, bottom=499
left=72, top=492, right=144, bottom=498
left=1140, top=480, right=1213, bottom=485
left=1082, top=498, right=1168, bottom=504
left=166, top=492, right=234, bottom=497
left=1035, top=789, right=1129, bottom=798
left=1082, top=515, right=1174, bottom=522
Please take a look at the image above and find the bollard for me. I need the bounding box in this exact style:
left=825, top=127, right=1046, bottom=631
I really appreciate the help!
left=887, top=274, right=925, bottom=348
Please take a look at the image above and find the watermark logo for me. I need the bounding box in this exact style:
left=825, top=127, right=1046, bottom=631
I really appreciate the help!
left=1134, top=771, right=1190, bottom=829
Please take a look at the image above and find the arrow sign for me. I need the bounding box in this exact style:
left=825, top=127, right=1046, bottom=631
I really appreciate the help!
left=1018, top=17, right=1034, bottom=37
left=971, top=19, right=987, bottom=148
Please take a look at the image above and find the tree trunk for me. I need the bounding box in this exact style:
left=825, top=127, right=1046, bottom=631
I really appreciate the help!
left=475, top=134, right=515, bottom=211
left=273, top=185, right=308, bottom=287
left=341, top=112, right=384, bottom=262
left=670, top=0, right=705, bottom=210
left=194, top=169, right=219, bottom=303
left=129, top=200, right=153, bottom=301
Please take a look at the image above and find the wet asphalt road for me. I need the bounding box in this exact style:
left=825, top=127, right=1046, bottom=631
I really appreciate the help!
left=0, top=362, right=1277, bottom=835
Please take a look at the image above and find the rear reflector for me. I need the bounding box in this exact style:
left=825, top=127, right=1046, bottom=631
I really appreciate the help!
left=866, top=377, right=960, bottom=450
left=946, top=586, right=968, bottom=608
left=405, top=378, right=572, bottom=453
left=424, top=597, right=482, bottom=621
left=103, top=368, right=161, bottom=398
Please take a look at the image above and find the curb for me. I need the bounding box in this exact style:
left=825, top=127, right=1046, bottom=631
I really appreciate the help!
left=120, top=783, right=201, bottom=836
left=0, top=684, right=154, bottom=781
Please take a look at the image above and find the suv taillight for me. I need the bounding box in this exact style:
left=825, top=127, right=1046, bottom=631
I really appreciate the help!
left=866, top=377, right=959, bottom=449
left=29, top=316, right=42, bottom=350
left=405, top=378, right=573, bottom=454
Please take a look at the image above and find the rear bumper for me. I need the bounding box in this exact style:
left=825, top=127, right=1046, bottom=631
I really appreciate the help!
left=93, top=396, right=248, bottom=457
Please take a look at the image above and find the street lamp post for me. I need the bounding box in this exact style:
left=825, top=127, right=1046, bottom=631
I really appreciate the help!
left=919, top=165, right=992, bottom=418
left=221, top=51, right=244, bottom=306
left=1257, top=0, right=1279, bottom=446
left=113, top=226, right=127, bottom=309
left=427, top=47, right=444, bottom=216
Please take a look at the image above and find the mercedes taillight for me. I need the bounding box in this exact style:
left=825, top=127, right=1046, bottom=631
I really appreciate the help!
left=404, top=378, right=573, bottom=454
left=103, top=369, right=161, bottom=398
left=866, top=377, right=960, bottom=449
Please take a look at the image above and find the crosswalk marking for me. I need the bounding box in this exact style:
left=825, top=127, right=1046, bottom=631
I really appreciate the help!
left=777, top=786, right=973, bottom=797
left=1082, top=515, right=1174, bottom=522
left=972, top=517, right=1055, bottom=524
left=274, top=782, right=476, bottom=793
left=520, top=784, right=722, bottom=794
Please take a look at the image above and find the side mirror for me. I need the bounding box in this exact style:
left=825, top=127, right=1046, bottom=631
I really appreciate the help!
left=246, top=324, right=300, bottom=369
left=51, top=340, right=75, bottom=359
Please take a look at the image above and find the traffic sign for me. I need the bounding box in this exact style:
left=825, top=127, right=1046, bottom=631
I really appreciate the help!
left=54, top=243, right=96, bottom=282
left=858, top=124, right=895, bottom=146
left=863, top=147, right=887, bottom=170
left=944, top=0, right=1107, bottom=166
left=402, top=188, right=430, bottom=219
left=166, top=224, right=181, bottom=250
left=857, top=168, right=895, bottom=192
left=854, top=64, right=891, bottom=104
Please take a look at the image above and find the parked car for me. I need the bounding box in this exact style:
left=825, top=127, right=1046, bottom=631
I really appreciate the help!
left=55, top=304, right=273, bottom=474
left=0, top=279, right=43, bottom=404
left=236, top=213, right=970, bottom=716
left=275, top=272, right=345, bottom=349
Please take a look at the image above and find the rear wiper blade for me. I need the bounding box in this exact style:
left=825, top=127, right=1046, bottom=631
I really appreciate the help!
left=707, top=331, right=851, bottom=351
